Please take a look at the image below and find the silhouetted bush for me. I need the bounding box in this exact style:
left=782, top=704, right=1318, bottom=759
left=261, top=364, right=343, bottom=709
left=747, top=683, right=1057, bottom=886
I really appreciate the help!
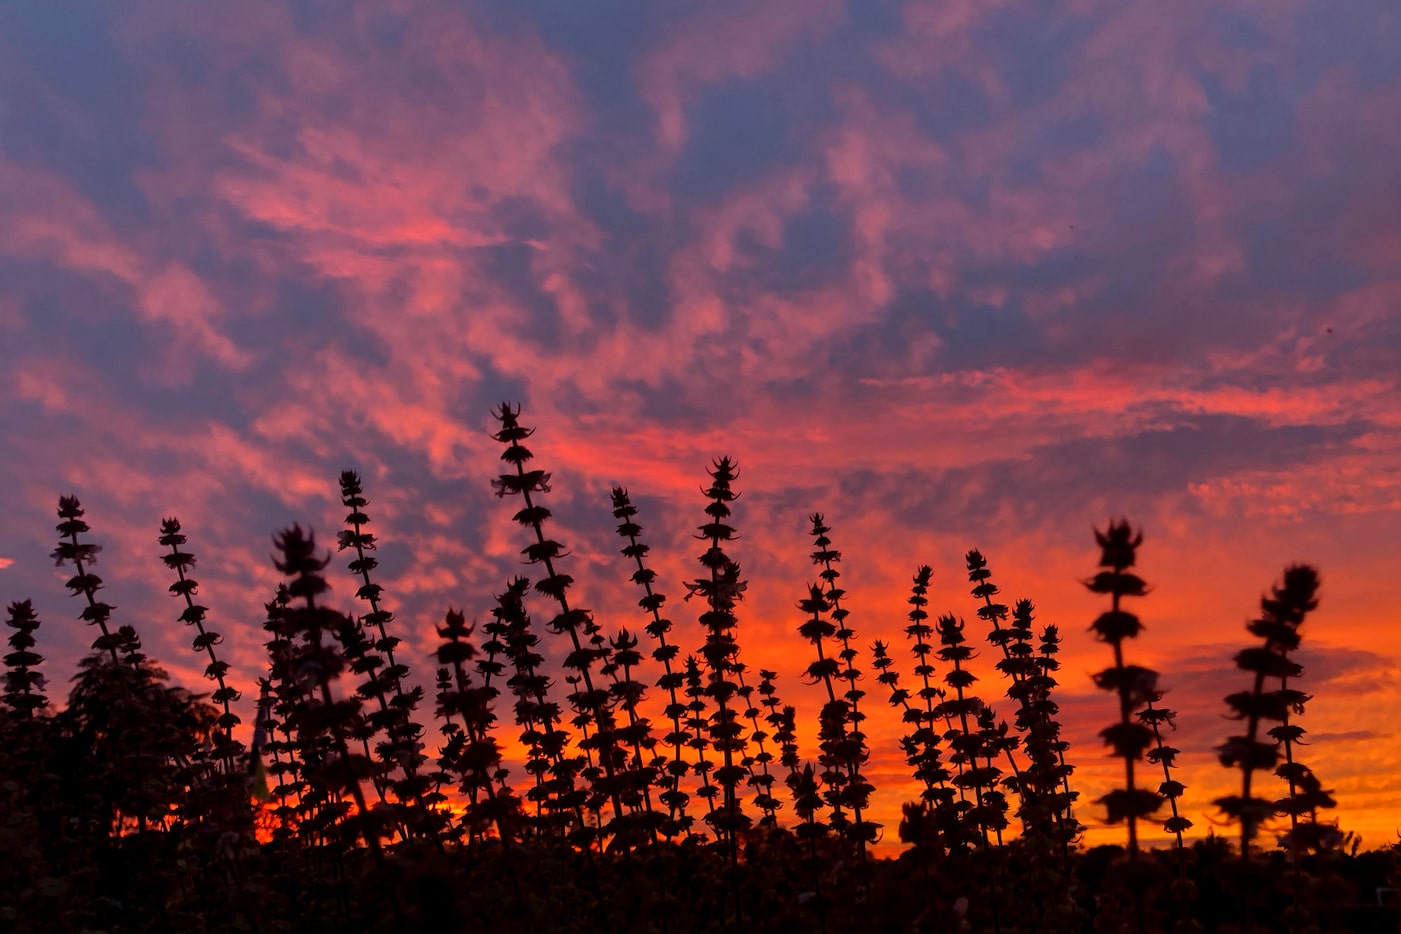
left=0, top=407, right=1392, bottom=933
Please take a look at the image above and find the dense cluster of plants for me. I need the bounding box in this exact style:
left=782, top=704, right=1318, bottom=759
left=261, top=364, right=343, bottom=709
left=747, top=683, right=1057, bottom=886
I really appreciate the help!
left=1, top=404, right=1393, bottom=932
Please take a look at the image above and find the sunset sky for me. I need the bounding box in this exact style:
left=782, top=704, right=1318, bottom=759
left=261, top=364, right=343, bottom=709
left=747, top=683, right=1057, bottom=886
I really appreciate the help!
left=2, top=1, right=1400, bottom=851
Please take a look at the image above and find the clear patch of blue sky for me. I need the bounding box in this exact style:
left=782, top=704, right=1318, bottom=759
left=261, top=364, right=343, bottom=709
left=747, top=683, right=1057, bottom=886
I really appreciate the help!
left=0, top=5, right=153, bottom=224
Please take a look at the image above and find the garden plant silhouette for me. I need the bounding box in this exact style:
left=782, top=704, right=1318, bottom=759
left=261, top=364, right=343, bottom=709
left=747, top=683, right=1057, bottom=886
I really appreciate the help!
left=0, top=405, right=1385, bottom=933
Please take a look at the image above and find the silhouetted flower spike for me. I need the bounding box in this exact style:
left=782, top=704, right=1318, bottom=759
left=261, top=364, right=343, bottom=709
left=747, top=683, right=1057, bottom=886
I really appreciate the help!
left=686, top=457, right=751, bottom=858
left=1002, top=598, right=1079, bottom=857
left=932, top=611, right=1005, bottom=848
left=757, top=669, right=782, bottom=727
left=271, top=525, right=387, bottom=857
left=494, top=576, right=589, bottom=846
left=52, top=495, right=137, bottom=664
left=611, top=486, right=693, bottom=838
left=1086, top=520, right=1161, bottom=860
left=965, top=549, right=1011, bottom=644
left=682, top=655, right=719, bottom=819
left=1033, top=624, right=1078, bottom=821
left=1135, top=690, right=1196, bottom=925
left=335, top=470, right=436, bottom=840
left=1216, top=564, right=1324, bottom=856
left=748, top=669, right=809, bottom=838
left=1271, top=648, right=1340, bottom=874
left=966, top=551, right=1063, bottom=847
left=1138, top=697, right=1190, bottom=836
left=605, top=626, right=664, bottom=844
left=872, top=638, right=951, bottom=831
left=796, top=582, right=852, bottom=834
left=902, top=566, right=940, bottom=712
left=328, top=608, right=395, bottom=818
left=159, top=517, right=245, bottom=776
left=1095, top=520, right=1143, bottom=569
left=4, top=599, right=48, bottom=717
left=336, top=470, right=405, bottom=683
left=808, top=513, right=876, bottom=853
left=434, top=607, right=518, bottom=844
left=791, top=761, right=827, bottom=838
left=253, top=675, right=299, bottom=839
left=259, top=588, right=311, bottom=837
left=768, top=702, right=826, bottom=854
left=900, top=566, right=970, bottom=816
left=491, top=404, right=629, bottom=846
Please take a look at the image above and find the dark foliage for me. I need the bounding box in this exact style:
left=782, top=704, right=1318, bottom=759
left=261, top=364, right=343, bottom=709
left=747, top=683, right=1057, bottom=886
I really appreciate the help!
left=0, top=408, right=1384, bottom=932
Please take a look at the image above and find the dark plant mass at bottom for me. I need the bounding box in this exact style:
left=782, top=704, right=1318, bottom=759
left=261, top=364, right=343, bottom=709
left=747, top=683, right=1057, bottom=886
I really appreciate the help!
left=1, top=405, right=1395, bottom=933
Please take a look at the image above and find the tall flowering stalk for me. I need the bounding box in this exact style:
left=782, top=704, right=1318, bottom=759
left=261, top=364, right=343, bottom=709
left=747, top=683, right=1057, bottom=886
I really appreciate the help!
left=152, top=516, right=256, bottom=891
left=1005, top=599, right=1076, bottom=846
left=774, top=701, right=830, bottom=932
left=4, top=600, right=48, bottom=718
left=329, top=614, right=394, bottom=812
left=733, top=663, right=780, bottom=826
left=773, top=704, right=826, bottom=845
left=933, top=614, right=1007, bottom=847
left=1272, top=656, right=1339, bottom=855
left=434, top=608, right=518, bottom=843
left=0, top=599, right=51, bottom=920
left=1035, top=623, right=1079, bottom=835
left=967, top=552, right=1044, bottom=830
left=975, top=705, right=1015, bottom=836
left=155, top=518, right=258, bottom=885
left=684, top=457, right=751, bottom=856
left=871, top=639, right=953, bottom=850
left=51, top=497, right=169, bottom=838
left=611, top=487, right=696, bottom=837
left=260, top=587, right=314, bottom=837
left=337, top=472, right=408, bottom=689
left=601, top=628, right=663, bottom=843
left=756, top=669, right=784, bottom=752
left=254, top=675, right=301, bottom=840
left=1272, top=657, right=1341, bottom=934
left=271, top=526, right=383, bottom=853
left=158, top=518, right=244, bottom=775
left=491, top=404, right=629, bottom=841
left=682, top=656, right=719, bottom=819
left=1007, top=603, right=1086, bottom=932
left=752, top=668, right=795, bottom=827
left=1139, top=695, right=1191, bottom=847
left=903, top=567, right=966, bottom=804
left=1022, top=606, right=1075, bottom=805
left=1086, top=521, right=1162, bottom=858
left=467, top=601, right=531, bottom=838
left=797, top=584, right=852, bottom=839
left=808, top=515, right=876, bottom=851
left=965, top=551, right=1013, bottom=658
left=1215, top=565, right=1321, bottom=853
left=336, top=471, right=435, bottom=836
left=1139, top=691, right=1195, bottom=926
left=495, top=577, right=588, bottom=845
left=52, top=496, right=139, bottom=665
